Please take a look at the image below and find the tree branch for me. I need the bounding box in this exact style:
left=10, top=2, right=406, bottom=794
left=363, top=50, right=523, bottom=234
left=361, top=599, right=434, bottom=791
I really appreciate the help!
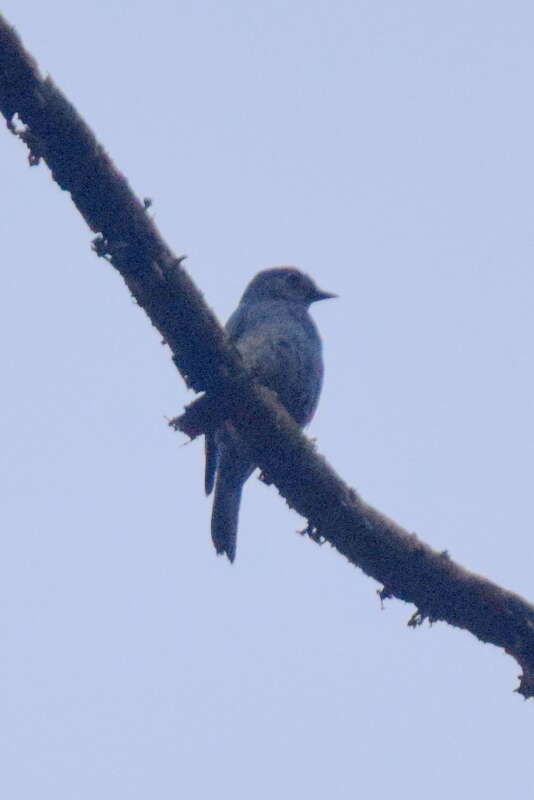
left=1, top=13, right=533, bottom=698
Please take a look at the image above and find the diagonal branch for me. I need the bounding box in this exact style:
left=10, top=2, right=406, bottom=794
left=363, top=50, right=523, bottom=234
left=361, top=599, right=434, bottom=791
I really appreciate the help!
left=1, top=13, right=533, bottom=698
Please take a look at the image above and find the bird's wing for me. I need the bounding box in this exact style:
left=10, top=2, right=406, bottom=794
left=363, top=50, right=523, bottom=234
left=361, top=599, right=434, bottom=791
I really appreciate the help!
left=233, top=312, right=323, bottom=426
left=203, top=306, right=250, bottom=498
left=225, top=304, right=249, bottom=342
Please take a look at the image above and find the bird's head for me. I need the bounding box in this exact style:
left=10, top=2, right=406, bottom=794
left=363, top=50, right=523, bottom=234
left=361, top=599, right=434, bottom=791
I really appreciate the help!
left=241, top=267, right=336, bottom=307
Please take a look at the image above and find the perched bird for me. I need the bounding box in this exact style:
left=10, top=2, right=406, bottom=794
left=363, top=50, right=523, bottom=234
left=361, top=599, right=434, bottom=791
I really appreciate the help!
left=205, top=266, right=335, bottom=562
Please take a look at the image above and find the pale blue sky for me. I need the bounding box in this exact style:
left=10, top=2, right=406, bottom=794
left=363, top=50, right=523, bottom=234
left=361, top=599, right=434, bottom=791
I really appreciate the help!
left=1, top=2, right=533, bottom=798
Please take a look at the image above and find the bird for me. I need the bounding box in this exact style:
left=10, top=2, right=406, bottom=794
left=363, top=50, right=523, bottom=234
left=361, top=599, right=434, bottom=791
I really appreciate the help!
left=204, top=266, right=335, bottom=562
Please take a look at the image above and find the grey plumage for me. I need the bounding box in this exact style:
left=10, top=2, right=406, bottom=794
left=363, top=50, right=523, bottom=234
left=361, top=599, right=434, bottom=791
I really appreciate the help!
left=205, top=267, right=335, bottom=562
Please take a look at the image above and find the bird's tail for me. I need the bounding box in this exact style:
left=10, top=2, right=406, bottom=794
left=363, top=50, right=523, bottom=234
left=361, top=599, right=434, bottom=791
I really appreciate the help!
left=204, top=434, right=218, bottom=495
left=211, top=472, right=245, bottom=563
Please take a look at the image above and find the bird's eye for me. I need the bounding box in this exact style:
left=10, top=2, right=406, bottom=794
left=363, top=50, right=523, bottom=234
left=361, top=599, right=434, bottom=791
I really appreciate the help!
left=286, top=273, right=302, bottom=288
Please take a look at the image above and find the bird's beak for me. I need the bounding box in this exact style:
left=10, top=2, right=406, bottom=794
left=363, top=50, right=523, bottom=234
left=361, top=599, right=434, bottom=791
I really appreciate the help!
left=311, top=288, right=337, bottom=303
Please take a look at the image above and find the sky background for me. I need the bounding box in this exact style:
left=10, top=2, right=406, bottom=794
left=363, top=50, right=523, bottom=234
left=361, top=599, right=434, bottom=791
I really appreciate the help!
left=1, top=2, right=533, bottom=797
